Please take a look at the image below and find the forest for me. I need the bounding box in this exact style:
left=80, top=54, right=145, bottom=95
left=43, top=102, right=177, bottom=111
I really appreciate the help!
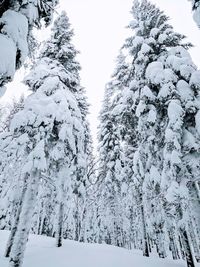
left=0, top=1, right=200, bottom=267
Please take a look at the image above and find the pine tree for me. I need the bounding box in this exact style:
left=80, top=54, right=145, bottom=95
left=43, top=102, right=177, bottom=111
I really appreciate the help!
left=71, top=88, right=91, bottom=242
left=97, top=82, right=126, bottom=247
left=0, top=11, right=94, bottom=253
left=105, top=1, right=200, bottom=266
left=113, top=0, right=186, bottom=257
left=0, top=96, right=25, bottom=239
left=0, top=11, right=89, bottom=267
left=41, top=11, right=93, bottom=243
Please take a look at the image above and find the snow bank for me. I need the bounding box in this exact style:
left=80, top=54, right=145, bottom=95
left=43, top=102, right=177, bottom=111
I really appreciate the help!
left=0, top=230, right=189, bottom=267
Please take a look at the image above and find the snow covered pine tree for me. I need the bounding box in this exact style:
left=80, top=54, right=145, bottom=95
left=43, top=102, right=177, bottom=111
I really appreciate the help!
left=38, top=10, right=92, bottom=244
left=103, top=1, right=200, bottom=266
left=0, top=11, right=90, bottom=267
left=0, top=0, right=58, bottom=95
left=97, top=81, right=126, bottom=247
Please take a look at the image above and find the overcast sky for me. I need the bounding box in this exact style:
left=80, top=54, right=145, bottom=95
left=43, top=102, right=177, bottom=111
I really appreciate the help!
left=2, top=0, right=200, bottom=146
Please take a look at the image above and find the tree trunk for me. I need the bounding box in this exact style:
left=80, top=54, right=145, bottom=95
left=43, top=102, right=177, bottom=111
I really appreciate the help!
left=9, top=170, right=39, bottom=267
left=156, top=230, right=167, bottom=258
left=189, top=218, right=200, bottom=262
left=0, top=0, right=9, bottom=16
left=39, top=213, right=45, bottom=235
left=74, top=208, right=80, bottom=242
left=56, top=202, right=64, bottom=247
left=147, top=234, right=152, bottom=253
left=179, top=234, right=186, bottom=260
left=4, top=180, right=28, bottom=258
left=141, top=203, right=149, bottom=257
left=195, top=182, right=200, bottom=202
left=79, top=209, right=87, bottom=243
left=180, top=227, right=196, bottom=267
left=168, top=228, right=180, bottom=260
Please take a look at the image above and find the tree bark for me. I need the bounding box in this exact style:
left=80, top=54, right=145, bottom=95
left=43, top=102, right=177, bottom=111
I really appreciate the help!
left=0, top=0, right=8, bottom=16
left=168, top=228, right=180, bottom=260
left=180, top=227, right=196, bottom=267
left=5, top=179, right=28, bottom=258
left=9, top=170, right=39, bottom=267
left=156, top=230, right=167, bottom=258
left=56, top=202, right=64, bottom=247
left=195, top=182, right=200, bottom=202
left=189, top=218, right=200, bottom=262
left=141, top=203, right=149, bottom=257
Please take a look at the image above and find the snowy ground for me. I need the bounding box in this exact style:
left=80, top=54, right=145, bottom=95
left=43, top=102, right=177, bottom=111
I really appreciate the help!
left=0, top=230, right=196, bottom=267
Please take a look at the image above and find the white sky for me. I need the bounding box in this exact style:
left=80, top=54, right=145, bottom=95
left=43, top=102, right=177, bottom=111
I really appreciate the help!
left=2, top=0, right=200, bottom=147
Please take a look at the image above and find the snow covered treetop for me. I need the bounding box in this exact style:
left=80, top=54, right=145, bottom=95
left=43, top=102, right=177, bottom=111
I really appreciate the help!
left=123, top=0, right=192, bottom=84
left=128, top=0, right=169, bottom=33
left=126, top=0, right=189, bottom=49
left=52, top=11, right=73, bottom=40
left=41, top=11, right=81, bottom=89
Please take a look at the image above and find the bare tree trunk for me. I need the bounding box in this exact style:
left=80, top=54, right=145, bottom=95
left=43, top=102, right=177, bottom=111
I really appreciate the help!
left=39, top=213, right=45, bottom=235
left=74, top=206, right=80, bottom=242
left=195, top=182, right=200, bottom=202
left=156, top=230, right=167, bottom=258
left=9, top=170, right=39, bottom=267
left=180, top=227, right=196, bottom=267
left=141, top=203, right=149, bottom=257
left=189, top=218, right=200, bottom=262
left=79, top=206, right=87, bottom=242
left=168, top=228, right=180, bottom=260
left=147, top=234, right=152, bottom=253
left=56, top=202, right=64, bottom=247
left=179, top=234, right=186, bottom=260
left=4, top=178, right=28, bottom=258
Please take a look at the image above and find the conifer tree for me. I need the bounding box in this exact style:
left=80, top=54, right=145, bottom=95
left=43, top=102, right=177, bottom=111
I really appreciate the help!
left=41, top=12, right=93, bottom=243
left=97, top=82, right=126, bottom=247
left=0, top=11, right=94, bottom=253
left=113, top=0, right=187, bottom=257
left=106, top=1, right=200, bottom=266
left=0, top=96, right=26, bottom=239
left=0, top=11, right=90, bottom=267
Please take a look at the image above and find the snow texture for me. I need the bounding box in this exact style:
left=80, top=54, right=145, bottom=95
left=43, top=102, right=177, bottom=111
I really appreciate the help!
left=0, top=35, right=16, bottom=85
left=0, top=10, right=29, bottom=63
left=0, top=231, right=192, bottom=267
left=0, top=10, right=28, bottom=87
